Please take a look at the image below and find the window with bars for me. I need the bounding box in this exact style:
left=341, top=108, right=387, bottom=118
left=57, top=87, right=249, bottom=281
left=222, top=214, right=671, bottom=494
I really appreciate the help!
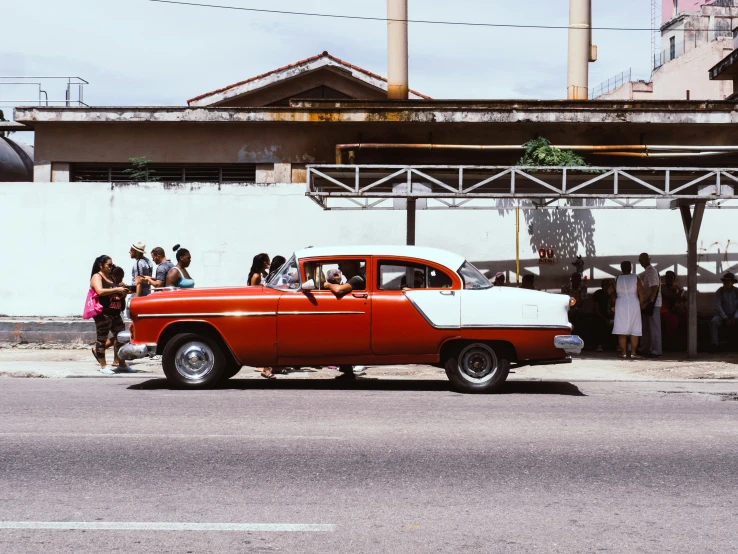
left=71, top=163, right=257, bottom=183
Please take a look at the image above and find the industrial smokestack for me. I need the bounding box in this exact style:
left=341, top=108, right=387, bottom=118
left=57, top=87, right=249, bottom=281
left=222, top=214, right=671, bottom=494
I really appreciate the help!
left=566, top=0, right=596, bottom=100
left=387, top=0, right=409, bottom=100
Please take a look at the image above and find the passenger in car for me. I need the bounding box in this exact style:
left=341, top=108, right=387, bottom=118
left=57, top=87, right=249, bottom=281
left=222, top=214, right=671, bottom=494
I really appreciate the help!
left=326, top=268, right=343, bottom=285
left=324, top=261, right=365, bottom=297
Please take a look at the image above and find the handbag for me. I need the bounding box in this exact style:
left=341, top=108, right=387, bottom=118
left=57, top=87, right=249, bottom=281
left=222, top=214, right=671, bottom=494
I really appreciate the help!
left=82, top=287, right=103, bottom=319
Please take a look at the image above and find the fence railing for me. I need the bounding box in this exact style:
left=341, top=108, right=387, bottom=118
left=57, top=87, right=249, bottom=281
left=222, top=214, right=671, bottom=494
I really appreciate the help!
left=589, top=69, right=631, bottom=100
left=0, top=77, right=88, bottom=109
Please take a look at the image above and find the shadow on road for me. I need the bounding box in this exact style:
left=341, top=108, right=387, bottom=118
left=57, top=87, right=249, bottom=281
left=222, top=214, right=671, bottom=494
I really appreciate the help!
left=127, top=378, right=585, bottom=396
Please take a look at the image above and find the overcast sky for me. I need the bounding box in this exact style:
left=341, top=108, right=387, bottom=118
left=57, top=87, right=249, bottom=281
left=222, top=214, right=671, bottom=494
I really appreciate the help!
left=2, top=0, right=652, bottom=134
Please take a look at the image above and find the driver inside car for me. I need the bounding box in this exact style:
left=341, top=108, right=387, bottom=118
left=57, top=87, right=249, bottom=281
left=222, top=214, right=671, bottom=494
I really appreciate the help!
left=323, top=260, right=365, bottom=297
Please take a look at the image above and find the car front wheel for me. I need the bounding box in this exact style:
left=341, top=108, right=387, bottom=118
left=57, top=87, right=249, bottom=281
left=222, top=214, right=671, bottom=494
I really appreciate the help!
left=444, top=342, right=509, bottom=394
left=162, top=333, right=225, bottom=388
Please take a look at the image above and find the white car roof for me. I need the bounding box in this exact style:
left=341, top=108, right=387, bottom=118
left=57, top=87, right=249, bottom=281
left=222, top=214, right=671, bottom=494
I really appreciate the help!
left=293, top=245, right=466, bottom=272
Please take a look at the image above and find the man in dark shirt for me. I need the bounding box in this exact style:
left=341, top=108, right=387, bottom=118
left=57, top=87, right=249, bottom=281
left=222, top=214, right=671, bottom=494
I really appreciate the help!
left=710, top=272, right=738, bottom=351
left=323, top=260, right=366, bottom=296
left=592, top=279, right=615, bottom=351
left=144, top=246, right=175, bottom=288
left=321, top=260, right=367, bottom=380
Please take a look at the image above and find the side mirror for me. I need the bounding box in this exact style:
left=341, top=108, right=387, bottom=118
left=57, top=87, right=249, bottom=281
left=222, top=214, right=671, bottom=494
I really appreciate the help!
left=301, top=279, right=316, bottom=291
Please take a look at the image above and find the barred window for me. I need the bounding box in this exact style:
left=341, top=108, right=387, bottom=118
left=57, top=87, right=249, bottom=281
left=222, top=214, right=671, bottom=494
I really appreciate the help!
left=71, top=163, right=256, bottom=183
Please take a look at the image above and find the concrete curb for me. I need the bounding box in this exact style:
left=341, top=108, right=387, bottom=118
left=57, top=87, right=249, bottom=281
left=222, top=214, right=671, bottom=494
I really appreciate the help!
left=0, top=319, right=129, bottom=344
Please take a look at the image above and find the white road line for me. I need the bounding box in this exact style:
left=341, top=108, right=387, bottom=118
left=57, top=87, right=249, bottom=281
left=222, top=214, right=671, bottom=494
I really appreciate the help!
left=0, top=433, right=345, bottom=440
left=0, top=522, right=335, bottom=532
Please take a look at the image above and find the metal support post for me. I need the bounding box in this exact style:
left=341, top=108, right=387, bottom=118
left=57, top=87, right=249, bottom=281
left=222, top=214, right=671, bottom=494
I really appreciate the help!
left=406, top=198, right=416, bottom=246
left=680, top=201, right=706, bottom=357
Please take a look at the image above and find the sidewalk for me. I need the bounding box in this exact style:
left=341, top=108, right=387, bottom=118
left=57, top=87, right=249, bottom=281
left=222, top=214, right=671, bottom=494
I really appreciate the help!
left=1, top=346, right=737, bottom=381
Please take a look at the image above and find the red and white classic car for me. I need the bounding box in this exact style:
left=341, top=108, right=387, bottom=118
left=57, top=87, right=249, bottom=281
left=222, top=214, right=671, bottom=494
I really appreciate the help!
left=119, top=246, right=582, bottom=393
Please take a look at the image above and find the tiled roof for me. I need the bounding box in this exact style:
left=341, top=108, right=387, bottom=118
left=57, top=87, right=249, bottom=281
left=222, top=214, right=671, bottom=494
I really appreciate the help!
left=187, top=51, right=430, bottom=105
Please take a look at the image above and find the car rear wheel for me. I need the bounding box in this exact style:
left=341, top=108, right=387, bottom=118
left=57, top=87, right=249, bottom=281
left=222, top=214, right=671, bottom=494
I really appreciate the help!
left=162, top=333, right=225, bottom=388
left=444, top=342, right=509, bottom=394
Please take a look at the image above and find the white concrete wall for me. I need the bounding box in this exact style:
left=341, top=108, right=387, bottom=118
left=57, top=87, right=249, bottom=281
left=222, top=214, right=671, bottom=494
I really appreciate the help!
left=0, top=182, right=735, bottom=316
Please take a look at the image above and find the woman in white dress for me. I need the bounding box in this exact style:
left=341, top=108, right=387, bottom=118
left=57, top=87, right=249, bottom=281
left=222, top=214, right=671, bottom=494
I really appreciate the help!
left=612, top=261, right=645, bottom=359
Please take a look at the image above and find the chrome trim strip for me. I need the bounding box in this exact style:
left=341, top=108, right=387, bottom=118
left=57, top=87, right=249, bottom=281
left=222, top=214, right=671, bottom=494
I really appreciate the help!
left=279, top=311, right=366, bottom=316
left=461, top=324, right=573, bottom=330
left=138, top=312, right=276, bottom=319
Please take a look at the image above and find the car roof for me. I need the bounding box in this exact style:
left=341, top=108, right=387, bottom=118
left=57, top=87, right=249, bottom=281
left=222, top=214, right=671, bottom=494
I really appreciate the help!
left=293, top=245, right=466, bottom=272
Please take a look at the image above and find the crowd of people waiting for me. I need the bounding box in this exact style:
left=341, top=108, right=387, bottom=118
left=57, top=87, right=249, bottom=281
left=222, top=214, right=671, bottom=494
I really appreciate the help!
left=86, top=244, right=737, bottom=372
left=504, top=252, right=737, bottom=357
left=85, top=242, right=194, bottom=373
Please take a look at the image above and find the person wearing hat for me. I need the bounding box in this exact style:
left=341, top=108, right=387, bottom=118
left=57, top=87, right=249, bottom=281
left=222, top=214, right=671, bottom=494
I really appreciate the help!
left=129, top=241, right=153, bottom=297
left=710, top=271, right=738, bottom=352
left=493, top=272, right=506, bottom=287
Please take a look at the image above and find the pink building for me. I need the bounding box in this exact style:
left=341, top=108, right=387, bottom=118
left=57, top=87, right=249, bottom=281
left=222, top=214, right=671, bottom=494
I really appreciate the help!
left=596, top=0, right=737, bottom=100
left=662, top=0, right=712, bottom=23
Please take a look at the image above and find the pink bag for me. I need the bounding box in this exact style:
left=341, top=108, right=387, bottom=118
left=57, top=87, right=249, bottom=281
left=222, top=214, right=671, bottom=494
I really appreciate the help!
left=83, top=288, right=103, bottom=319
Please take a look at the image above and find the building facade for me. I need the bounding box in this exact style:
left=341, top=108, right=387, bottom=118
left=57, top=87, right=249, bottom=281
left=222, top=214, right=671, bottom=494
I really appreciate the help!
left=597, top=0, right=737, bottom=100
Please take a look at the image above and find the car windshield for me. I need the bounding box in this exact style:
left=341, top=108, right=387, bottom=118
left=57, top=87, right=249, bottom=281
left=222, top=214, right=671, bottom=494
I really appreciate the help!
left=265, top=255, right=301, bottom=291
left=458, top=261, right=492, bottom=290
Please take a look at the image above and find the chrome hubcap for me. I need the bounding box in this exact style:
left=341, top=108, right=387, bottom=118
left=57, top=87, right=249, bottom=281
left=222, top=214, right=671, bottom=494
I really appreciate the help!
left=175, top=341, right=215, bottom=380
left=458, top=344, right=498, bottom=384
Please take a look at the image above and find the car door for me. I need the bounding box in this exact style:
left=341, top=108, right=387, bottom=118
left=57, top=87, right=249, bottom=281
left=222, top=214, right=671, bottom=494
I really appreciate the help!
left=276, top=257, right=372, bottom=359
left=372, top=258, right=461, bottom=355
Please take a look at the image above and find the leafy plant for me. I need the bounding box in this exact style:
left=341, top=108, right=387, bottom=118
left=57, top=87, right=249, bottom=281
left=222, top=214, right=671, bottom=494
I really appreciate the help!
left=517, top=137, right=589, bottom=168
left=123, top=156, right=159, bottom=181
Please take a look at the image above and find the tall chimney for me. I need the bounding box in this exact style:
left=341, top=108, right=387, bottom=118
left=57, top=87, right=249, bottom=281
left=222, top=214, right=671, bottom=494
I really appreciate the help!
left=387, top=0, right=409, bottom=100
left=567, top=0, right=596, bottom=100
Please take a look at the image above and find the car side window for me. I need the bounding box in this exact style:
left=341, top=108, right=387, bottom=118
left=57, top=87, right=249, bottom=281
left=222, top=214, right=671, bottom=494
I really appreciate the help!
left=378, top=261, right=453, bottom=290
left=302, top=259, right=367, bottom=291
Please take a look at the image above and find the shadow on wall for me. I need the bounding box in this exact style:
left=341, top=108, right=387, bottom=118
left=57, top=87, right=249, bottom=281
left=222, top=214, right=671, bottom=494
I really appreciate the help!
left=495, top=200, right=599, bottom=275
left=474, top=252, right=738, bottom=288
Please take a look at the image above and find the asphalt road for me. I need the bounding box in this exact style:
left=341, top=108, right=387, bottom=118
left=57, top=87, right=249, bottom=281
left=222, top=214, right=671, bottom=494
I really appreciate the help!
left=1, top=376, right=737, bottom=553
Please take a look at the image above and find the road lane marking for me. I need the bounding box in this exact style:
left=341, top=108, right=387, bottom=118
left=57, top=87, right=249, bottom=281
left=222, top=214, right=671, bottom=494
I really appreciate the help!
left=0, top=433, right=345, bottom=440
left=0, top=522, right=335, bottom=532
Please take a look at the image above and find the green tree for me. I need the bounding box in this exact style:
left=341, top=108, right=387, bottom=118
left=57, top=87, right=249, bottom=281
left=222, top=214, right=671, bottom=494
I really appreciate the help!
left=123, top=156, right=159, bottom=181
left=517, top=137, right=589, bottom=168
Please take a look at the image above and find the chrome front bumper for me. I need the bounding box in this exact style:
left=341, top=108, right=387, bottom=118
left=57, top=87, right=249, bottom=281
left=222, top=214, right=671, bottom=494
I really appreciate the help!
left=554, top=335, right=584, bottom=355
left=116, top=331, right=156, bottom=361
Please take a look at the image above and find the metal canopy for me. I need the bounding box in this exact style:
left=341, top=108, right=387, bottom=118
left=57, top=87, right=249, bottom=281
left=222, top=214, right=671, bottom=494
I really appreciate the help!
left=306, top=165, right=738, bottom=210
left=306, top=164, right=734, bottom=358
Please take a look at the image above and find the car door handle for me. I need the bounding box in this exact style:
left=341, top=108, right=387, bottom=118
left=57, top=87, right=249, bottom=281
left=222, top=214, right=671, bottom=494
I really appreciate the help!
left=352, top=293, right=368, bottom=299
left=439, top=291, right=455, bottom=296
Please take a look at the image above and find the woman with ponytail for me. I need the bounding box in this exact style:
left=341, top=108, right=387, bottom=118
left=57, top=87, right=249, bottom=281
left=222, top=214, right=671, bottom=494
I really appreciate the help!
left=89, top=255, right=130, bottom=373
left=165, top=244, right=195, bottom=288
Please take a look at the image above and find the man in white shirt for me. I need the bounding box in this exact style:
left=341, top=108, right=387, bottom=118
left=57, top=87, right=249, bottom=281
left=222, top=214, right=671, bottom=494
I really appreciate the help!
left=638, top=252, right=662, bottom=357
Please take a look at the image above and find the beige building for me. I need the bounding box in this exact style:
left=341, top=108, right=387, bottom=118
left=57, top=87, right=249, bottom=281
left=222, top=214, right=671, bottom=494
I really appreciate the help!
left=596, top=0, right=737, bottom=100
left=14, top=49, right=738, bottom=185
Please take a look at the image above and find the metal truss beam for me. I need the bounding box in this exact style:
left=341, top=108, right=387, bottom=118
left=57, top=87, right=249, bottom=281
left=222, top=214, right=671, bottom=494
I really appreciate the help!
left=306, top=165, right=738, bottom=210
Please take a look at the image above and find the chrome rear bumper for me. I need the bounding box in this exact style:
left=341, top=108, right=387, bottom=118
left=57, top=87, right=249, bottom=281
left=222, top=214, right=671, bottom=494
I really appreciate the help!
left=117, top=331, right=156, bottom=361
left=554, top=335, right=584, bottom=355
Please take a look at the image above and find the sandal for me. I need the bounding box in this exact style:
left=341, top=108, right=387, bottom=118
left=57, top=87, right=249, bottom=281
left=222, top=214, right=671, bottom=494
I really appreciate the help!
left=630, top=354, right=643, bottom=360
left=619, top=354, right=628, bottom=359
left=260, top=369, right=275, bottom=379
left=273, top=367, right=289, bottom=374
